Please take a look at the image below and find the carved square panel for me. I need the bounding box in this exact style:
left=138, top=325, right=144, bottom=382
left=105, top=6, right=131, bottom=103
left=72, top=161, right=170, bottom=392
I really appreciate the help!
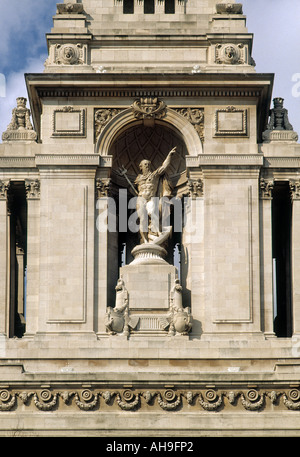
left=215, top=107, right=248, bottom=137
left=52, top=107, right=86, bottom=137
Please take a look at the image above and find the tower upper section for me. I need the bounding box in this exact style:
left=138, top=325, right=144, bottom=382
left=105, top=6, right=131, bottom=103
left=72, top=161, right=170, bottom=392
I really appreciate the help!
left=45, top=0, right=255, bottom=73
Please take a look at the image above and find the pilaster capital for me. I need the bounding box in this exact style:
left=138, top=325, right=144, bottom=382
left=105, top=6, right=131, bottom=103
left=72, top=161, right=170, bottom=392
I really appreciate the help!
left=260, top=178, right=274, bottom=200
left=187, top=178, right=204, bottom=198
left=289, top=180, right=300, bottom=201
left=96, top=178, right=112, bottom=199
left=25, top=179, right=40, bottom=200
left=0, top=180, right=10, bottom=200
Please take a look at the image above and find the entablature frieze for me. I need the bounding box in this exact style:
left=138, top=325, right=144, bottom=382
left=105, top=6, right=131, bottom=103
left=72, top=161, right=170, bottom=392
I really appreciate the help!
left=0, top=383, right=300, bottom=413
left=36, top=87, right=263, bottom=100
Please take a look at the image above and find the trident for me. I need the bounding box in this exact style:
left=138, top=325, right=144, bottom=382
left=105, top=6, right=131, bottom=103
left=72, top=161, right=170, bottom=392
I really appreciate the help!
left=118, top=166, right=138, bottom=196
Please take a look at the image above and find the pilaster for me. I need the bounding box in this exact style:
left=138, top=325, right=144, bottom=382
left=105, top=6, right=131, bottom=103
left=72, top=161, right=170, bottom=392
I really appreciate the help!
left=290, top=180, right=300, bottom=335
left=23, top=179, right=40, bottom=337
left=95, top=178, right=119, bottom=335
left=181, top=177, right=204, bottom=337
left=201, top=167, right=262, bottom=336
left=36, top=163, right=97, bottom=336
left=0, top=181, right=10, bottom=336
left=259, top=178, right=276, bottom=338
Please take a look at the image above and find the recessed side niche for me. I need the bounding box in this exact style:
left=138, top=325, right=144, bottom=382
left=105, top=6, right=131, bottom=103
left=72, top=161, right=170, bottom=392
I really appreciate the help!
left=109, top=121, right=188, bottom=270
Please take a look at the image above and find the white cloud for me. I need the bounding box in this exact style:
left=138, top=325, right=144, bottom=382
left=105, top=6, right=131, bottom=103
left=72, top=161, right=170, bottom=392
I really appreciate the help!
left=0, top=0, right=56, bottom=67
left=0, top=0, right=56, bottom=142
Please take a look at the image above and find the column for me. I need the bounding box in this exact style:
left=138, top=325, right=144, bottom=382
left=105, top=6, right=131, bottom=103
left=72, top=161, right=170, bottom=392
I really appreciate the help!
left=0, top=181, right=10, bottom=335
left=23, top=179, right=40, bottom=337
left=260, top=178, right=276, bottom=338
left=290, top=180, right=300, bottom=335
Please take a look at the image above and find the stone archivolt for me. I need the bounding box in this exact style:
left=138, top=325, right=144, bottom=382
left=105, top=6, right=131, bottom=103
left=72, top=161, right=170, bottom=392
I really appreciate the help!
left=1, top=387, right=300, bottom=412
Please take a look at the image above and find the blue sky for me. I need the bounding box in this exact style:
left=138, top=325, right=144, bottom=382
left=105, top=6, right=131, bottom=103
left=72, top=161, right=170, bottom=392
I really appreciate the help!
left=0, top=0, right=299, bottom=141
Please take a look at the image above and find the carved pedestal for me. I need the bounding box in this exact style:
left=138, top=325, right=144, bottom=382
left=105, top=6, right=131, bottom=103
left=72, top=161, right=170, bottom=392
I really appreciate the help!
left=106, top=255, right=192, bottom=338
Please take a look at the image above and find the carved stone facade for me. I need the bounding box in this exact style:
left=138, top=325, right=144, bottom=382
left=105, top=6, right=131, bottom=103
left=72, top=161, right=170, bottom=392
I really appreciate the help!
left=0, top=0, right=300, bottom=438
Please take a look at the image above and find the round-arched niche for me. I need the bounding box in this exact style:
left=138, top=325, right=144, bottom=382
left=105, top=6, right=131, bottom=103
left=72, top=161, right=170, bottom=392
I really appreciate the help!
left=109, top=121, right=188, bottom=192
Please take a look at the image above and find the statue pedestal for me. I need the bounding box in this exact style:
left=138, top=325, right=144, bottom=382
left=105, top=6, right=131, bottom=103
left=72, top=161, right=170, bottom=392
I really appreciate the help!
left=105, top=243, right=192, bottom=337
left=120, top=262, right=177, bottom=311
left=120, top=261, right=178, bottom=335
left=130, top=242, right=168, bottom=266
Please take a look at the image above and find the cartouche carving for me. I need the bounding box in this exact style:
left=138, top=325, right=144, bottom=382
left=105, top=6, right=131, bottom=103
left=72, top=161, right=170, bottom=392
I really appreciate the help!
left=55, top=43, right=85, bottom=65
left=215, top=43, right=246, bottom=65
left=131, top=97, right=167, bottom=120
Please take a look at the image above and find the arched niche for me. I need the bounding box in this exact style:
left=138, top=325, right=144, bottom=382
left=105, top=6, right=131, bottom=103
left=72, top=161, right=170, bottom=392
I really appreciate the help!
left=110, top=120, right=189, bottom=193
left=95, top=108, right=202, bottom=285
left=95, top=107, right=203, bottom=161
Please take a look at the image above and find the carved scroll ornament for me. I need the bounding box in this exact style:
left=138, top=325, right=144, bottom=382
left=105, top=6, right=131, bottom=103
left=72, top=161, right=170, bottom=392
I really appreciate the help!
left=94, top=108, right=124, bottom=142
left=175, top=108, right=204, bottom=142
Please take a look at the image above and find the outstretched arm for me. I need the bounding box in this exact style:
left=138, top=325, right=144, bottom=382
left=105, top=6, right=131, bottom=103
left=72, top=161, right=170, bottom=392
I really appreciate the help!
left=157, top=147, right=177, bottom=175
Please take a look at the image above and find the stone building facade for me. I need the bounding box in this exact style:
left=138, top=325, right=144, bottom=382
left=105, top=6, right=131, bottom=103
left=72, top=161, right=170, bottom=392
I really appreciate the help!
left=0, top=0, right=300, bottom=436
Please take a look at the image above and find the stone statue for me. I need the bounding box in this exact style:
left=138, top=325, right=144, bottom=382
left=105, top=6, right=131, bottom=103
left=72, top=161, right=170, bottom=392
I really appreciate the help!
left=105, top=277, right=139, bottom=336
left=266, top=98, right=293, bottom=131
left=262, top=97, right=298, bottom=143
left=2, top=97, right=37, bottom=142
left=134, top=146, right=176, bottom=244
left=159, top=277, right=193, bottom=336
left=6, top=97, right=34, bottom=131
left=118, top=146, right=177, bottom=264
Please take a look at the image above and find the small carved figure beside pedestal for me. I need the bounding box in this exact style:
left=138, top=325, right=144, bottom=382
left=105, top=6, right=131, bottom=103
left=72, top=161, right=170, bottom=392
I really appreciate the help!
left=160, top=278, right=193, bottom=336
left=2, top=98, right=37, bottom=143
left=105, top=277, right=139, bottom=337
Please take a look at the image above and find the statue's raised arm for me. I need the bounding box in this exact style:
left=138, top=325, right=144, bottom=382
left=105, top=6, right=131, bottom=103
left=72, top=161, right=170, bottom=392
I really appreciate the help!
left=157, top=146, right=177, bottom=175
